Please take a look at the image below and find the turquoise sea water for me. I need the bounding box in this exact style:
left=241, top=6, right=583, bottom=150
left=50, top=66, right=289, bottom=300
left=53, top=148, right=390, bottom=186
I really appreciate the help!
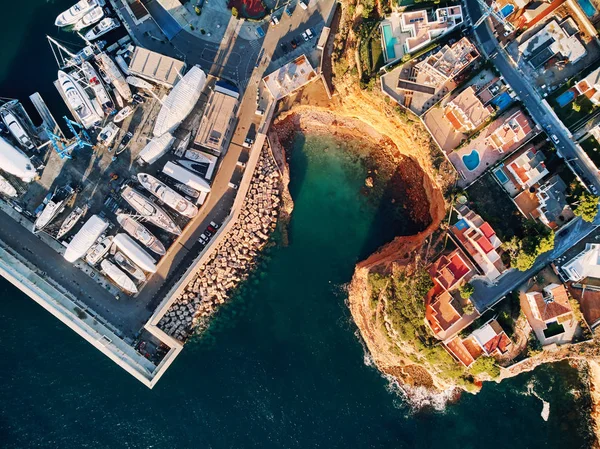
left=0, top=2, right=595, bottom=448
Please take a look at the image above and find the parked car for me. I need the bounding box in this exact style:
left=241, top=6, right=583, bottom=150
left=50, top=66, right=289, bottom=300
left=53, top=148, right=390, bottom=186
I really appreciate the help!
left=256, top=26, right=265, bottom=38
left=551, top=134, right=560, bottom=145
left=228, top=182, right=239, bottom=190
left=243, top=137, right=254, bottom=148
left=305, top=28, right=314, bottom=39
left=290, top=39, right=298, bottom=49
left=199, top=233, right=209, bottom=243
left=271, top=15, right=279, bottom=25
left=255, top=108, right=265, bottom=116
left=204, top=228, right=213, bottom=237
left=298, top=0, right=308, bottom=9
left=285, top=5, right=293, bottom=15
left=210, top=221, right=220, bottom=229
left=591, top=184, right=599, bottom=195
left=301, top=31, right=309, bottom=41
left=207, top=225, right=217, bottom=233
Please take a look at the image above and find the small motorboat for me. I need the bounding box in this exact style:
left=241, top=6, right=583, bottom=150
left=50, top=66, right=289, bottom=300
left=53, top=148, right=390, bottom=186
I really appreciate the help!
left=1, top=110, right=34, bottom=150
left=84, top=17, right=120, bottom=41
left=97, top=122, right=119, bottom=147
left=73, top=6, right=104, bottom=30
left=0, top=174, right=17, bottom=198
left=114, top=106, right=134, bottom=123
left=115, top=131, right=133, bottom=155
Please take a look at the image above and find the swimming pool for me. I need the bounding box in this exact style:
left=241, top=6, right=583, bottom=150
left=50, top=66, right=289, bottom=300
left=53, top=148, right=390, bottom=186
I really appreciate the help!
left=556, top=90, right=576, bottom=108
left=500, top=4, right=515, bottom=17
left=462, top=150, right=480, bottom=171
left=492, top=92, right=512, bottom=110
left=577, top=0, right=597, bottom=17
left=494, top=167, right=510, bottom=184
left=381, top=24, right=396, bottom=61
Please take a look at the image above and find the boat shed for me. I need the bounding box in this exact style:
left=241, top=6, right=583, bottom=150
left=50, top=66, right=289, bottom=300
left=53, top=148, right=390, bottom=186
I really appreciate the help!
left=64, top=215, right=109, bottom=263
left=193, top=80, right=239, bottom=156
left=138, top=132, right=175, bottom=165
left=153, top=65, right=207, bottom=138
left=128, top=47, right=186, bottom=88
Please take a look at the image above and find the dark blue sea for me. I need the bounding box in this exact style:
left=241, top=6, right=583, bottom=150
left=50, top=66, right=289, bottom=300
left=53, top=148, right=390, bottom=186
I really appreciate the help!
left=0, top=2, right=594, bottom=447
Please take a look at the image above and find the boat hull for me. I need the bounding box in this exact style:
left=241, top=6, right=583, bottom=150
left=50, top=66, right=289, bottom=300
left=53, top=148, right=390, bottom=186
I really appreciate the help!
left=120, top=186, right=182, bottom=235
left=137, top=173, right=198, bottom=218
left=116, top=214, right=166, bottom=255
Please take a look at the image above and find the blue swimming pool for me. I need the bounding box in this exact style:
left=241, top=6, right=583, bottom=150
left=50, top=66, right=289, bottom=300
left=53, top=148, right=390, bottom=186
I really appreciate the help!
left=455, top=218, right=469, bottom=231
left=492, top=92, right=513, bottom=110
left=494, top=167, right=510, bottom=184
left=577, top=0, right=597, bottom=17
left=500, top=3, right=515, bottom=17
left=556, top=90, right=576, bottom=108
left=381, top=24, right=396, bottom=61
left=462, top=150, right=481, bottom=171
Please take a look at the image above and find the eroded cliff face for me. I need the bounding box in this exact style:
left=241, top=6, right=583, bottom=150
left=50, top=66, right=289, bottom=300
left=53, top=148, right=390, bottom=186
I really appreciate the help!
left=267, top=102, right=451, bottom=395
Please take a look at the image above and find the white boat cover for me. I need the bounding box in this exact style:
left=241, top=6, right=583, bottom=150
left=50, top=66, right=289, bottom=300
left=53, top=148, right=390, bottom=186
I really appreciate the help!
left=64, top=215, right=108, bottom=263
left=0, top=137, right=37, bottom=182
left=138, top=132, right=175, bottom=165
left=112, top=233, right=157, bottom=273
left=162, top=161, right=211, bottom=193
left=153, top=65, right=206, bottom=138
left=100, top=259, right=138, bottom=294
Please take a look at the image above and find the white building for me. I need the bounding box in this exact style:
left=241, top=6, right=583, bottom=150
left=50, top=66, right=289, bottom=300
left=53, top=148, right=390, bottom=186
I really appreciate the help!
left=562, top=243, right=600, bottom=281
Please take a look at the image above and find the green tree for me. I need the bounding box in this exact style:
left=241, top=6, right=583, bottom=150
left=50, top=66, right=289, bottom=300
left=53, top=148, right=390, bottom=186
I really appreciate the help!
left=573, top=191, right=599, bottom=222
left=469, top=356, right=500, bottom=379
left=459, top=283, right=475, bottom=299
left=231, top=6, right=239, bottom=17
left=572, top=101, right=581, bottom=112
left=506, top=221, right=555, bottom=271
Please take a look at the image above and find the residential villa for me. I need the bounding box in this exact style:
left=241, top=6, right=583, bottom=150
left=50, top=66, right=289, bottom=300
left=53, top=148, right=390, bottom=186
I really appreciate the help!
left=444, top=85, right=495, bottom=133
left=449, top=108, right=535, bottom=186
left=514, top=174, right=573, bottom=229
left=504, top=147, right=548, bottom=190
left=524, top=282, right=575, bottom=344
left=425, top=250, right=474, bottom=338
left=517, top=19, right=586, bottom=69
left=445, top=318, right=512, bottom=367
left=400, top=6, right=464, bottom=54
left=574, top=65, right=600, bottom=106
left=452, top=205, right=508, bottom=281
left=562, top=243, right=600, bottom=282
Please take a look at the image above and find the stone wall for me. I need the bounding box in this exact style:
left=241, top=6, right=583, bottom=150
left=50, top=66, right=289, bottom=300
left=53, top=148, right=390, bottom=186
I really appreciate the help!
left=157, top=148, right=281, bottom=341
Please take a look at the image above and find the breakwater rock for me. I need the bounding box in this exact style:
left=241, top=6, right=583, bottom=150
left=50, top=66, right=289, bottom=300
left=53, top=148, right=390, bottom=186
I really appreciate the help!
left=158, top=148, right=282, bottom=341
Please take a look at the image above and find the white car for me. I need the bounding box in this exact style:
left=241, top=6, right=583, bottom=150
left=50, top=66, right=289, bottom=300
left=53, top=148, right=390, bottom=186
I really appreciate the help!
left=298, top=0, right=308, bottom=9
left=255, top=109, right=265, bottom=116
left=551, top=134, right=560, bottom=145
left=301, top=31, right=309, bottom=41
left=271, top=15, right=279, bottom=25
left=243, top=137, right=254, bottom=148
left=305, top=28, right=314, bottom=39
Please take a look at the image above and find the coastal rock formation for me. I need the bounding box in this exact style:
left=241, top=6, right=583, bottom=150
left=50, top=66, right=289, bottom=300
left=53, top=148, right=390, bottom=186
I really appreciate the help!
left=157, top=149, right=282, bottom=341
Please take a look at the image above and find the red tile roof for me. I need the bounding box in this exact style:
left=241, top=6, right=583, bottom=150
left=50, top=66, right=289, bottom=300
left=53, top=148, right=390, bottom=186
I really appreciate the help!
left=479, top=222, right=496, bottom=240
left=474, top=234, right=494, bottom=254
left=428, top=251, right=471, bottom=290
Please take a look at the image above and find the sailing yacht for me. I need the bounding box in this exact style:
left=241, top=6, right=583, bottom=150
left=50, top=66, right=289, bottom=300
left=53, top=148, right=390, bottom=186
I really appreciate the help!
left=116, top=213, right=166, bottom=255
left=85, top=18, right=120, bottom=41
left=81, top=61, right=114, bottom=114
left=73, top=6, right=104, bottom=30
left=95, top=53, right=132, bottom=102
left=34, top=195, right=65, bottom=232
left=120, top=186, right=182, bottom=235
left=57, top=205, right=88, bottom=239
left=58, top=70, right=102, bottom=129
left=138, top=173, right=198, bottom=218
left=55, top=0, right=101, bottom=27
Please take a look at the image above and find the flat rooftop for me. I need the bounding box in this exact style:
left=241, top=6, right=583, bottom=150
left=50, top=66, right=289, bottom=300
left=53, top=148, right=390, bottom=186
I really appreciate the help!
left=263, top=55, right=318, bottom=101
left=128, top=46, right=186, bottom=87
left=194, top=81, right=239, bottom=155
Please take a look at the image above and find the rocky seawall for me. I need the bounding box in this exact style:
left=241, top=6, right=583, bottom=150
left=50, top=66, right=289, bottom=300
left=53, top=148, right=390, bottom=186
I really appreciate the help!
left=158, top=148, right=283, bottom=341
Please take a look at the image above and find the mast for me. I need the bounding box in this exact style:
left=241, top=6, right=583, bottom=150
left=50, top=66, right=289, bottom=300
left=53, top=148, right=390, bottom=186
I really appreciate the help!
left=47, top=35, right=78, bottom=69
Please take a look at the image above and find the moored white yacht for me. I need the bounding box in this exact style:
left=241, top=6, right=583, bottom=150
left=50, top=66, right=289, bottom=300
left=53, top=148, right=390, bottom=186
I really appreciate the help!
left=81, top=61, right=113, bottom=113
left=34, top=197, right=66, bottom=233
left=85, top=235, right=113, bottom=265
left=58, top=70, right=102, bottom=129
left=100, top=259, right=138, bottom=294
left=114, top=106, right=134, bottom=123
left=120, top=186, right=182, bottom=235
left=0, top=174, right=17, bottom=198
left=85, top=17, right=120, bottom=41
left=1, top=110, right=34, bottom=150
left=116, top=213, right=166, bottom=255
left=126, top=76, right=154, bottom=91
left=137, top=173, right=198, bottom=218
left=55, top=0, right=101, bottom=27
left=114, top=251, right=146, bottom=282
left=73, top=6, right=104, bottom=30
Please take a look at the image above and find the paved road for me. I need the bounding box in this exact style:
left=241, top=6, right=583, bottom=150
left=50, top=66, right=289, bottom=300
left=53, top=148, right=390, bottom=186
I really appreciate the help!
left=0, top=209, right=152, bottom=337
left=463, top=0, right=600, bottom=310
left=464, top=0, right=600, bottom=193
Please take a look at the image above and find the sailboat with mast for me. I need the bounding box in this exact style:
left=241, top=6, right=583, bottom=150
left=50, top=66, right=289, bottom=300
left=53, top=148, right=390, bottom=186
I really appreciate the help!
left=95, top=52, right=132, bottom=102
